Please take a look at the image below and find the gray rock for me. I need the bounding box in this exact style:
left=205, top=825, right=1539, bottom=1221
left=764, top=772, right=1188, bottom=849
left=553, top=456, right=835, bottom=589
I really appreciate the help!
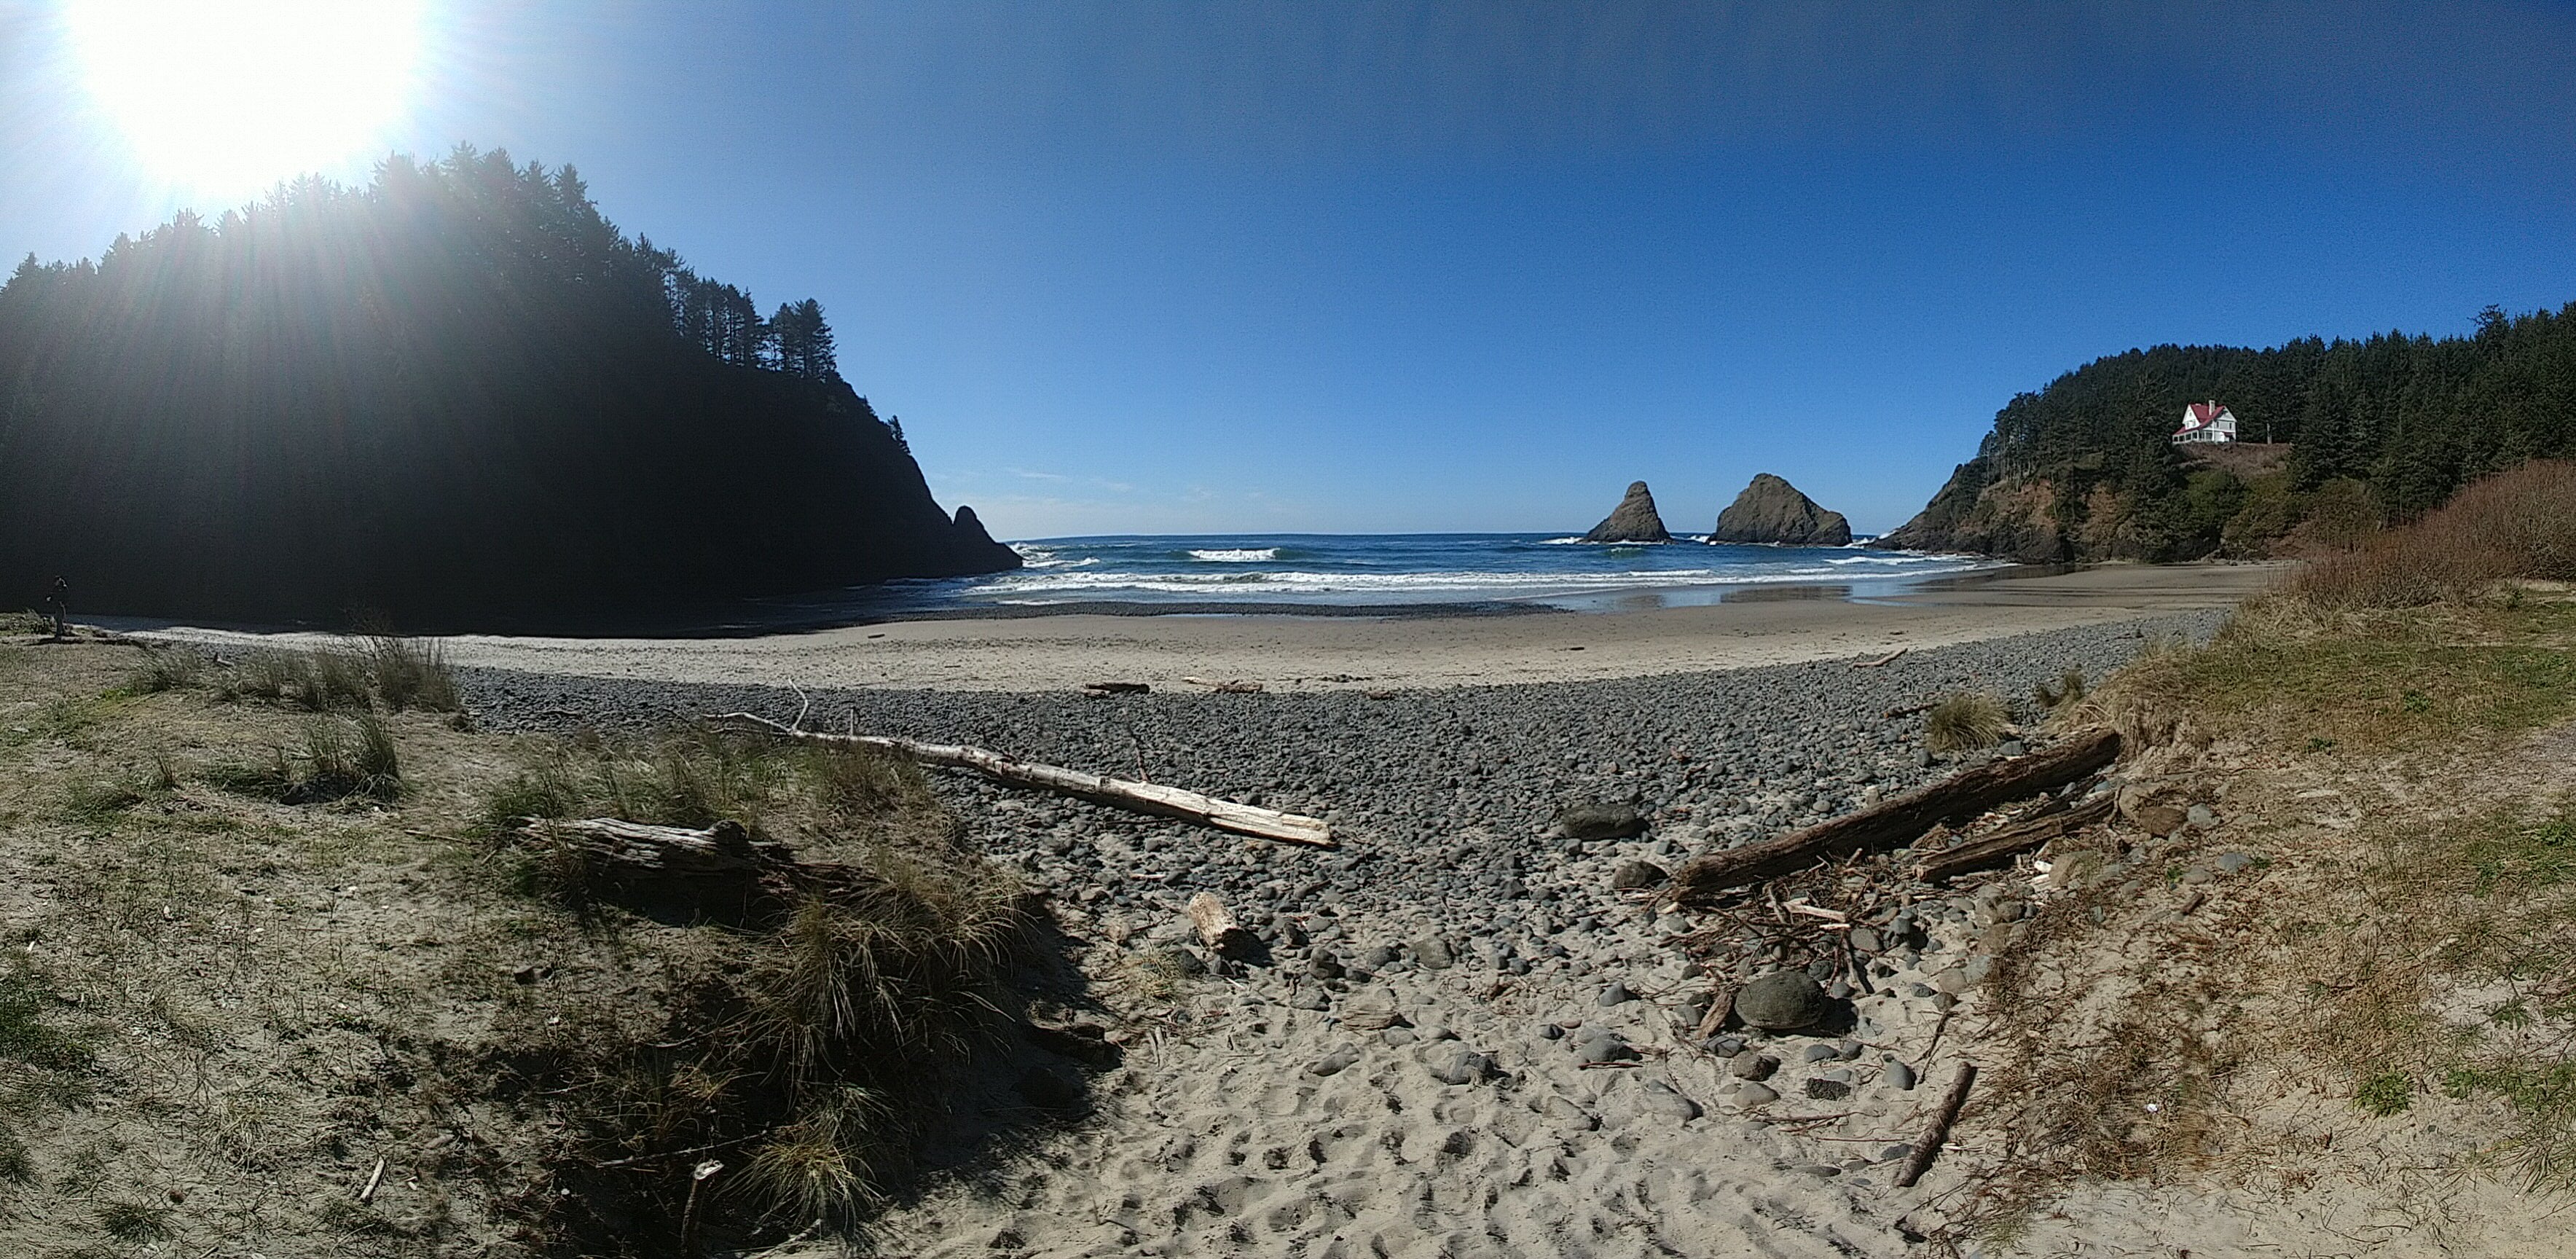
left=1637, top=1080, right=1702, bottom=1121
left=1610, top=860, right=1668, bottom=891
left=1847, top=926, right=1882, bottom=953
left=1998, top=740, right=2027, bottom=758
left=1879, top=1143, right=1915, bottom=1163
left=1544, top=1095, right=1597, bottom=1129
left=1308, top=1045, right=1361, bottom=1077
left=1736, top=972, right=1832, bottom=1030
left=1427, top=1046, right=1497, bottom=1086
left=1556, top=802, right=1649, bottom=842
left=2217, top=850, right=2254, bottom=874
left=1597, top=981, right=1635, bottom=1007
left=1575, top=1029, right=1635, bottom=1064
left=1730, top=1051, right=1779, bottom=1080
left=1409, top=934, right=1455, bottom=970
left=2188, top=803, right=2220, bottom=829
left=1359, top=944, right=1399, bottom=970
left=1884, top=1059, right=1917, bottom=1091
left=1801, top=1043, right=1841, bottom=1063
left=1736, top=1083, right=1780, bottom=1106
left=1582, top=481, right=1676, bottom=544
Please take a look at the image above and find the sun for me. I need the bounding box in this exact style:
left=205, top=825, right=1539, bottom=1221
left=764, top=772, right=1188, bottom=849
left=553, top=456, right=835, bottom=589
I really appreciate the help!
left=63, top=0, right=428, bottom=202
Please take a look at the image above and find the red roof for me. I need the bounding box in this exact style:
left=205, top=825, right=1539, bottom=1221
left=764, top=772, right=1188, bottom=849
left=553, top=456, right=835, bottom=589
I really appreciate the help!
left=2176, top=401, right=2231, bottom=434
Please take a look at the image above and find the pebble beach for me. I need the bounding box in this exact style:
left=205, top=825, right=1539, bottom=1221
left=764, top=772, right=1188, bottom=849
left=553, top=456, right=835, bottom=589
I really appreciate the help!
left=454, top=608, right=2236, bottom=1257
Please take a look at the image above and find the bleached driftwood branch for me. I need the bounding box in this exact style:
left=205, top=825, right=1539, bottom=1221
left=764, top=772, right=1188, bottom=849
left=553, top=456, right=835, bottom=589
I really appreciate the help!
left=1660, top=728, right=2121, bottom=904
left=707, top=712, right=1335, bottom=847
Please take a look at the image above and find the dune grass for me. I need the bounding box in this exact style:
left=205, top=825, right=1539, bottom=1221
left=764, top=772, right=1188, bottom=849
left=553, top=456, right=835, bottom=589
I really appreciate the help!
left=1925, top=691, right=2011, bottom=753
left=482, top=729, right=1029, bottom=1247
left=0, top=638, right=1050, bottom=1257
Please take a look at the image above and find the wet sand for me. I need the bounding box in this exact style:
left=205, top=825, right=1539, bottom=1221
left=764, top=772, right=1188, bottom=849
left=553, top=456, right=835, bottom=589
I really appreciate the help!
left=145, top=561, right=2284, bottom=693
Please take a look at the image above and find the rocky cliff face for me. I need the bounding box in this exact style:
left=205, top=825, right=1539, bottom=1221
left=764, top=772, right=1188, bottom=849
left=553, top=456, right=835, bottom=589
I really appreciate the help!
left=1711, top=474, right=1851, bottom=545
left=1582, top=481, right=1673, bottom=543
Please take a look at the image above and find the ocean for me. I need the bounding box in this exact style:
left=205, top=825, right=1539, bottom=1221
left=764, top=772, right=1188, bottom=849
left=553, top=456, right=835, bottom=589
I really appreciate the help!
left=783, top=533, right=2004, bottom=617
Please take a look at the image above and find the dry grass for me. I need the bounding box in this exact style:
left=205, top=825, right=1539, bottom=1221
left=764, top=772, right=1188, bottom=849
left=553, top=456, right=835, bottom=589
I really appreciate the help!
left=211, top=636, right=460, bottom=714
left=0, top=638, right=1051, bottom=1257
left=479, top=729, right=1034, bottom=1250
left=1925, top=691, right=2010, bottom=753
left=1952, top=544, right=2576, bottom=1243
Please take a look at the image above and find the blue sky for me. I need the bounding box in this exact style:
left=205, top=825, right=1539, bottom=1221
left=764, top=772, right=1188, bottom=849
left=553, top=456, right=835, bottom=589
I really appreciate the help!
left=5, top=1, right=2576, bottom=538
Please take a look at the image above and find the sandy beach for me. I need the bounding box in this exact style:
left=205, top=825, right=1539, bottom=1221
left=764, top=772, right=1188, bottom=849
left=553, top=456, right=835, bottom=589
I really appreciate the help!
left=144, top=562, right=2282, bottom=693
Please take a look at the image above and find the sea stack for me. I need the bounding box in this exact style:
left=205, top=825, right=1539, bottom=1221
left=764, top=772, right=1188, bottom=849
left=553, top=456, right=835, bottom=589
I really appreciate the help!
left=1582, top=481, right=1673, bottom=543
left=1711, top=474, right=1852, bottom=545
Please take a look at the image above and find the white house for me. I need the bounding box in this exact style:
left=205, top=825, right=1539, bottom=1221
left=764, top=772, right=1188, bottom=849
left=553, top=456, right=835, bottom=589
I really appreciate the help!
left=2172, top=400, right=2239, bottom=444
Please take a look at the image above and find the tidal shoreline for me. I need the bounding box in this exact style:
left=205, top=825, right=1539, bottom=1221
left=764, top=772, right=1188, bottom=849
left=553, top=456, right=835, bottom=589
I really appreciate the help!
left=130, top=560, right=2285, bottom=694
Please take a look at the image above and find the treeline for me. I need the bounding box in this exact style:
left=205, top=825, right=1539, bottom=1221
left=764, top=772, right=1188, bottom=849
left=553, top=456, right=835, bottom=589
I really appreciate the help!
left=0, top=146, right=1016, bottom=629
left=1882, top=302, right=2576, bottom=560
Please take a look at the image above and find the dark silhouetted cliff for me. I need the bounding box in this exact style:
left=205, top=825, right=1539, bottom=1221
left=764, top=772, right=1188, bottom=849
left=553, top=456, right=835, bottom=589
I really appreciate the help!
left=0, top=147, right=1017, bottom=630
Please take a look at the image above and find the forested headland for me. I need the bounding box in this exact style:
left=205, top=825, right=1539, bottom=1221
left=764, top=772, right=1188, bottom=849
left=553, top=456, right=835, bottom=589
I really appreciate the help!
left=0, top=146, right=1018, bottom=630
left=1875, top=304, right=2576, bottom=562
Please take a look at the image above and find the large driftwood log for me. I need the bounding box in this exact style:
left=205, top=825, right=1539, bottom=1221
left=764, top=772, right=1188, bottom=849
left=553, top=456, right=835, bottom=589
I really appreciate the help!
left=710, top=713, right=1335, bottom=847
left=1911, top=794, right=2115, bottom=882
left=1660, top=728, right=2121, bottom=905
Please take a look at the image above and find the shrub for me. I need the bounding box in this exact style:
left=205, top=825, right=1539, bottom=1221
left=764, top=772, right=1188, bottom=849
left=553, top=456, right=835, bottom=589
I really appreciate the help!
left=1926, top=691, right=2011, bottom=753
left=2290, top=460, right=2576, bottom=608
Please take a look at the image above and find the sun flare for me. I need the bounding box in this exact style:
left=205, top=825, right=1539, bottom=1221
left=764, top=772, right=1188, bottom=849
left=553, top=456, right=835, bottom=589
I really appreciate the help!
left=64, top=0, right=427, bottom=201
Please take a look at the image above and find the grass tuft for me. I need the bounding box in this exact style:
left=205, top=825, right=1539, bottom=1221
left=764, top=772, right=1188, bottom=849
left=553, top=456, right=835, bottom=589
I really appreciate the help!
left=366, top=635, right=461, bottom=711
left=95, top=1200, right=176, bottom=1242
left=1925, top=691, right=2010, bottom=753
left=2354, top=1072, right=2413, bottom=1116
left=0, top=965, right=93, bottom=1072
left=125, top=647, right=205, bottom=694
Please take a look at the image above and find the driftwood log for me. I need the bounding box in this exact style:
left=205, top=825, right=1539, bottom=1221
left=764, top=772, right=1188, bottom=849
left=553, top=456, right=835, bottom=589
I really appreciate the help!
left=516, top=817, right=771, bottom=876
left=1660, top=728, right=2121, bottom=906
left=1912, top=793, right=2115, bottom=882
left=1186, top=892, right=1260, bottom=959
left=710, top=713, right=1335, bottom=847
left=1895, top=1062, right=1979, bottom=1188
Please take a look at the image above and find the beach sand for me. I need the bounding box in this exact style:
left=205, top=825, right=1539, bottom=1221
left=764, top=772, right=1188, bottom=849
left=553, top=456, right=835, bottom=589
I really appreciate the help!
left=150, top=561, right=2283, bottom=694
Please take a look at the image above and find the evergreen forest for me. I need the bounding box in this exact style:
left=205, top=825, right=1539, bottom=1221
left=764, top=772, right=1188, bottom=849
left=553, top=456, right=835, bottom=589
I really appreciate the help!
left=0, top=146, right=1016, bottom=629
left=1879, top=303, right=2576, bottom=561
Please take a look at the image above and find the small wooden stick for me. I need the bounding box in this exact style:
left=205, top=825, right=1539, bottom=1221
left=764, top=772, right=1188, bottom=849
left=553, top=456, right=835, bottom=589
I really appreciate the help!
left=1856, top=647, right=1909, bottom=669
left=1693, top=987, right=1735, bottom=1040
left=1895, top=1062, right=1978, bottom=1188
left=358, top=1157, right=386, bottom=1202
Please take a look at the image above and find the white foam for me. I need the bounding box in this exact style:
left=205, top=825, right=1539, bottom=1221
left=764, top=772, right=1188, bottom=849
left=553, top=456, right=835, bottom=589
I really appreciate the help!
left=1187, top=548, right=1279, bottom=562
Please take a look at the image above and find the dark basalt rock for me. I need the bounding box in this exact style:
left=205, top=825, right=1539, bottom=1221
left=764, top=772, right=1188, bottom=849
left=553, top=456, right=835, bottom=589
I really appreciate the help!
left=1582, top=481, right=1673, bottom=543
left=1736, top=972, right=1833, bottom=1030
left=1711, top=474, right=1853, bottom=546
